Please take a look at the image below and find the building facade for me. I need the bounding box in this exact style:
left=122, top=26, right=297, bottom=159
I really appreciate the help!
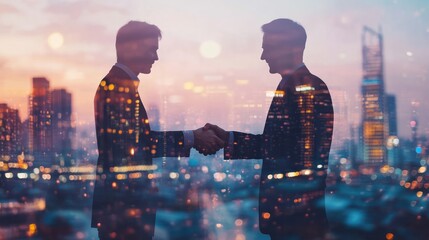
left=361, top=26, right=386, bottom=169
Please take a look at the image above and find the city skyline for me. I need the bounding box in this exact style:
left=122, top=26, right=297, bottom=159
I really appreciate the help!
left=0, top=6, right=428, bottom=236
left=1, top=0, right=428, bottom=139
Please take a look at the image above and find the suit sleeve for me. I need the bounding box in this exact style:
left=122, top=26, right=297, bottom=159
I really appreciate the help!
left=149, top=131, right=191, bottom=158
left=224, top=131, right=263, bottom=159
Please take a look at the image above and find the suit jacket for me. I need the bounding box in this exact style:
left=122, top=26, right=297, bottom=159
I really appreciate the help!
left=225, top=66, right=334, bottom=237
left=91, top=66, right=190, bottom=237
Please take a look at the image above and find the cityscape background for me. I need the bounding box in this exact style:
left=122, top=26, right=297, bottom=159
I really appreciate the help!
left=1, top=0, right=429, bottom=239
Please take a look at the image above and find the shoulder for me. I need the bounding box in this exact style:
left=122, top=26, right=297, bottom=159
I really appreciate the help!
left=291, top=68, right=328, bottom=90
left=96, top=67, right=135, bottom=94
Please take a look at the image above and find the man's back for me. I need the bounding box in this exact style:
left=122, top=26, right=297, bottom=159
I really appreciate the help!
left=258, top=66, right=334, bottom=238
left=92, top=66, right=158, bottom=239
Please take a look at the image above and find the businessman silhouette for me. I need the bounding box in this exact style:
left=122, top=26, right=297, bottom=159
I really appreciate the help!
left=91, top=21, right=223, bottom=240
left=206, top=19, right=334, bottom=240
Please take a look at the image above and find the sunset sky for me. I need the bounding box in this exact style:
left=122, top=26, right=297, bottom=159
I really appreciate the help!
left=0, top=0, right=428, bottom=139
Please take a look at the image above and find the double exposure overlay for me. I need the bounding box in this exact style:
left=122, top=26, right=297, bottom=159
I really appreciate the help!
left=0, top=1, right=429, bottom=240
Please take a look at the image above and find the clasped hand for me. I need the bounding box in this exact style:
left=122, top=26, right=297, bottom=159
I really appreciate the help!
left=193, top=123, right=228, bottom=155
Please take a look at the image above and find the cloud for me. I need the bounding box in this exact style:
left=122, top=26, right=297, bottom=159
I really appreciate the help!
left=0, top=2, right=19, bottom=14
left=43, top=1, right=128, bottom=20
left=0, top=58, right=6, bottom=68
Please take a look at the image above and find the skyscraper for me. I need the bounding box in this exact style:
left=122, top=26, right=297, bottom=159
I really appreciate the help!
left=0, top=103, right=22, bottom=160
left=385, top=94, right=399, bottom=167
left=410, top=101, right=419, bottom=147
left=29, top=77, right=53, bottom=167
left=410, top=101, right=420, bottom=164
left=361, top=26, right=386, bottom=169
left=330, top=89, right=349, bottom=152
left=386, top=94, right=397, bottom=136
left=51, top=88, right=74, bottom=166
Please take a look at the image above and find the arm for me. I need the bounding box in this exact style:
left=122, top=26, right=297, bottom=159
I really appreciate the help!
left=204, top=123, right=264, bottom=159
left=149, top=130, right=191, bottom=158
left=147, top=127, right=224, bottom=157
left=227, top=132, right=263, bottom=159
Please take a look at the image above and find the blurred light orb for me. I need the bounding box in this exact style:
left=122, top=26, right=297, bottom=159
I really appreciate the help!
left=183, top=81, right=194, bottom=90
left=169, top=172, right=179, bottom=179
left=392, top=137, right=399, bottom=146
left=199, top=40, right=221, bottom=58
left=193, top=86, right=204, bottom=93
left=48, top=32, right=64, bottom=49
left=416, top=146, right=422, bottom=154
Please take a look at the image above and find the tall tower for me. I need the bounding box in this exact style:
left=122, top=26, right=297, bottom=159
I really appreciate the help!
left=329, top=89, right=349, bottom=152
left=0, top=103, right=22, bottom=160
left=385, top=94, right=397, bottom=136
left=385, top=94, right=399, bottom=167
left=361, top=26, right=386, bottom=169
left=51, top=88, right=74, bottom=166
left=410, top=101, right=420, bottom=164
left=410, top=101, right=419, bottom=148
left=29, top=77, right=53, bottom=167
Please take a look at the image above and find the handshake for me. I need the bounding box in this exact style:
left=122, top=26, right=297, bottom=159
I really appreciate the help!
left=193, top=123, right=228, bottom=155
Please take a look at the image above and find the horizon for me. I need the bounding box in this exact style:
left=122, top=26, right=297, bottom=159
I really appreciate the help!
left=1, top=0, right=428, bottom=139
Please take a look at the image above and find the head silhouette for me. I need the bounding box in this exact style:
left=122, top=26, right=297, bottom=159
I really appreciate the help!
left=260, top=18, right=307, bottom=75
left=116, top=21, right=162, bottom=74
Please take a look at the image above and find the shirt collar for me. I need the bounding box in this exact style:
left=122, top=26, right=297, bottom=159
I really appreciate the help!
left=114, top=62, right=139, bottom=81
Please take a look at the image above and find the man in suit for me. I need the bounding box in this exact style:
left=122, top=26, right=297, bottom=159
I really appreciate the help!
left=91, top=21, right=223, bottom=240
left=206, top=19, right=334, bottom=239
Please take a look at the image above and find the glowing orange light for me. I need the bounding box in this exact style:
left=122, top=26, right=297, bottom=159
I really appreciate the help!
left=127, top=208, right=140, bottom=217
left=26, top=223, right=37, bottom=237
left=286, top=171, right=300, bottom=178
left=129, top=172, right=142, bottom=179
left=262, top=212, right=270, bottom=219
left=116, top=174, right=127, bottom=180
left=386, top=233, right=394, bottom=240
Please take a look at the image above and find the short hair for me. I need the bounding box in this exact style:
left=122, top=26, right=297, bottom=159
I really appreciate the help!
left=115, top=21, right=162, bottom=59
left=261, top=19, right=306, bottom=49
